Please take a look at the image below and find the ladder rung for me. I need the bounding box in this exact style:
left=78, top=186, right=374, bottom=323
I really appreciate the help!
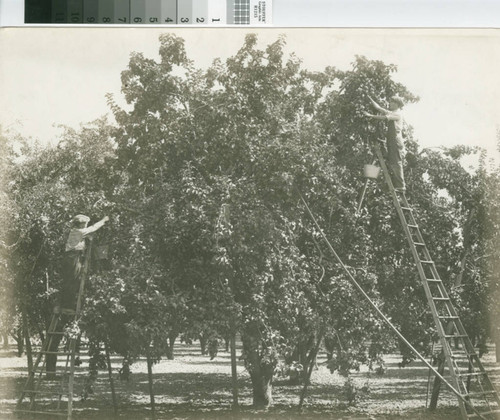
left=401, top=206, right=412, bottom=211
left=458, top=372, right=487, bottom=378
left=468, top=410, right=500, bottom=418
left=420, top=260, right=435, bottom=264
left=451, top=353, right=477, bottom=359
left=407, top=224, right=419, bottom=229
left=463, top=390, right=497, bottom=397
left=15, top=410, right=67, bottom=417
left=427, top=278, right=442, bottom=282
left=445, top=334, right=468, bottom=338
left=40, top=351, right=74, bottom=356
left=433, top=297, right=450, bottom=301
left=414, top=242, right=426, bottom=246
left=439, top=315, right=459, bottom=319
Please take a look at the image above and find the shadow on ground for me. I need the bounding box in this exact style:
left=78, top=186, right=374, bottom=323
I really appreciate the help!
left=1, top=343, right=499, bottom=420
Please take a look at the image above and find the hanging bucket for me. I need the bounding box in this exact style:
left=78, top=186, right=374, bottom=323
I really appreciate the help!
left=364, top=164, right=381, bottom=179
left=95, top=244, right=109, bottom=260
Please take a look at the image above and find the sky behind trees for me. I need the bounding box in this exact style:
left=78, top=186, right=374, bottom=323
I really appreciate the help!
left=1, top=28, right=499, bottom=164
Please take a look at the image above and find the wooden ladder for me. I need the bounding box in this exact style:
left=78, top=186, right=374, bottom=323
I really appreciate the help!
left=16, top=239, right=93, bottom=419
left=373, top=144, right=500, bottom=419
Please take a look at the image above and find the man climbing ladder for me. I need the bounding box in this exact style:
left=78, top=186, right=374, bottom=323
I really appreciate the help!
left=46, top=214, right=109, bottom=378
left=364, top=95, right=406, bottom=192
left=368, top=141, right=500, bottom=419
left=59, top=214, right=109, bottom=313
left=17, top=214, right=110, bottom=419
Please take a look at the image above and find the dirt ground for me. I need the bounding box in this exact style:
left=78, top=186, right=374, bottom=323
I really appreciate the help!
left=1, top=340, right=499, bottom=419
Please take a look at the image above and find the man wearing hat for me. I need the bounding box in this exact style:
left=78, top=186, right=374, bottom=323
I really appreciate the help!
left=59, top=214, right=109, bottom=312
left=46, top=214, right=109, bottom=379
left=364, top=95, right=406, bottom=192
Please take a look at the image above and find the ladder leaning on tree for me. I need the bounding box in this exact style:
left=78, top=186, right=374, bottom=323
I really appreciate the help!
left=16, top=238, right=117, bottom=419
left=371, top=142, right=500, bottom=420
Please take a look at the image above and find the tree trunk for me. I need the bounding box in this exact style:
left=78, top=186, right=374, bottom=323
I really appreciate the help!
left=430, top=320, right=458, bottom=408
left=287, top=334, right=316, bottom=385
left=495, top=334, right=500, bottom=363
left=230, top=332, right=239, bottom=408
left=146, top=349, right=156, bottom=419
left=324, top=336, right=334, bottom=361
left=16, top=326, right=24, bottom=357
left=165, top=333, right=176, bottom=360
left=429, top=350, right=446, bottom=410
left=299, top=328, right=325, bottom=408
left=286, top=342, right=301, bottom=385
left=105, top=342, right=118, bottom=415
left=199, top=333, right=208, bottom=355
left=2, top=330, right=8, bottom=349
left=22, top=311, right=33, bottom=373
left=242, top=331, right=274, bottom=408
left=37, top=327, right=45, bottom=344
left=299, top=334, right=316, bottom=385
left=248, top=364, right=273, bottom=408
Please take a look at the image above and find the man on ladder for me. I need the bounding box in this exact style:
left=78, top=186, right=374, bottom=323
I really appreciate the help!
left=46, top=214, right=109, bottom=379
left=359, top=95, right=500, bottom=419
left=364, top=95, right=406, bottom=192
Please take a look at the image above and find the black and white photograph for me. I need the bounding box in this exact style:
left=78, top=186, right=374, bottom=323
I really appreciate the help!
left=1, top=28, right=499, bottom=419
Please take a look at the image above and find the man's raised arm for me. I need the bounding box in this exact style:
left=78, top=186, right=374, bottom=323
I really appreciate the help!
left=83, top=216, right=109, bottom=235
left=363, top=111, right=387, bottom=120
left=368, top=95, right=389, bottom=114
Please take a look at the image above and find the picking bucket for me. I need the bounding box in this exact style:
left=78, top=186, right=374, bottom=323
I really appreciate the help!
left=95, top=245, right=109, bottom=260
left=364, top=164, right=381, bottom=179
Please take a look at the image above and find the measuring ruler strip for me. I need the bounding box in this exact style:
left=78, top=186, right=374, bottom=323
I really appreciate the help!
left=27, top=0, right=272, bottom=24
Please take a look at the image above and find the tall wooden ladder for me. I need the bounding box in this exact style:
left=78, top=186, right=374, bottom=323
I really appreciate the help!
left=16, top=239, right=93, bottom=419
left=373, top=144, right=500, bottom=420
